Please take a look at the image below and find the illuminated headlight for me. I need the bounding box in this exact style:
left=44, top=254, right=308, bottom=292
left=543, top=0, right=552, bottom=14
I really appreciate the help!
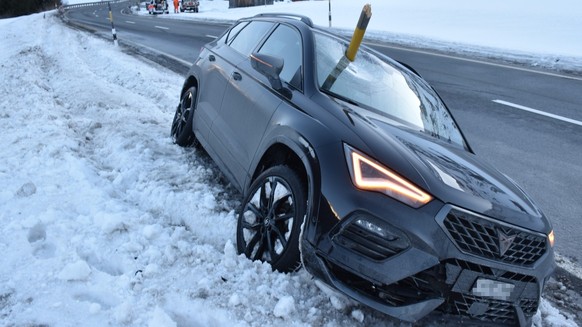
left=548, top=230, right=555, bottom=247
left=344, top=144, right=433, bottom=208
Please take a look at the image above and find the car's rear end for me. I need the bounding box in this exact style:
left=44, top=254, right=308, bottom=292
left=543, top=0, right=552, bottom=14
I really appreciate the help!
left=180, top=0, right=199, bottom=12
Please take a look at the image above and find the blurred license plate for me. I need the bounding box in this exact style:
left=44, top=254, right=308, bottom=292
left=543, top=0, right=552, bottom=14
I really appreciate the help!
left=472, top=278, right=515, bottom=301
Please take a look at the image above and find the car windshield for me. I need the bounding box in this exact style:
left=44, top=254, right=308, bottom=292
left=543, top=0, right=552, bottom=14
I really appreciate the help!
left=315, top=32, right=466, bottom=148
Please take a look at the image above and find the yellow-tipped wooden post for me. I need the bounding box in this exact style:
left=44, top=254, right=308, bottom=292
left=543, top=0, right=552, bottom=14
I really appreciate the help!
left=345, top=4, right=372, bottom=62
left=321, top=4, right=371, bottom=90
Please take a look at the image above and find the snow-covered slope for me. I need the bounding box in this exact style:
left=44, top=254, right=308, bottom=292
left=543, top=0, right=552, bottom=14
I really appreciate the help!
left=0, top=10, right=578, bottom=327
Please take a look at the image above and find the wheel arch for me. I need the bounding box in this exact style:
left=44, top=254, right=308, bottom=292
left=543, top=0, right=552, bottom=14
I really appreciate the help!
left=248, top=135, right=322, bottom=229
left=180, top=75, right=199, bottom=100
left=250, top=142, right=308, bottom=194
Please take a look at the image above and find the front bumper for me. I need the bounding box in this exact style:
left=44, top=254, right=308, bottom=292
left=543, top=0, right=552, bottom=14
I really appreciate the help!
left=303, top=198, right=555, bottom=326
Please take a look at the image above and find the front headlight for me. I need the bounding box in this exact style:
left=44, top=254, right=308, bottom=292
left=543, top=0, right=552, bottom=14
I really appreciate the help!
left=344, top=144, right=433, bottom=208
left=548, top=230, right=555, bottom=247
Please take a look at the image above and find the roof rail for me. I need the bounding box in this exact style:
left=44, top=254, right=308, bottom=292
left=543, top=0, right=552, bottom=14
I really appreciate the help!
left=253, top=13, right=313, bottom=27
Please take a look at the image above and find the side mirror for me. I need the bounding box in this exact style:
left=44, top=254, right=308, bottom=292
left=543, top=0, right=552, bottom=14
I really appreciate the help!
left=250, top=53, right=284, bottom=91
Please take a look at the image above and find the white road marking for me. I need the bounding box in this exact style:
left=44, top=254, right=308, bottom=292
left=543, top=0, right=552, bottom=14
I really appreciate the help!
left=155, top=26, right=170, bottom=30
left=369, top=42, right=582, bottom=82
left=493, top=100, right=582, bottom=127
left=125, top=21, right=136, bottom=24
left=205, top=34, right=218, bottom=39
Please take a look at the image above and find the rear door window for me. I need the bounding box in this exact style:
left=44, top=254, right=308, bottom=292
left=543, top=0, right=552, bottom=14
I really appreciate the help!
left=225, top=21, right=248, bottom=44
left=229, top=21, right=274, bottom=57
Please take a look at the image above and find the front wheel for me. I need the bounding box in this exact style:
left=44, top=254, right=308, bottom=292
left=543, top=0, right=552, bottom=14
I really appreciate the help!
left=237, top=166, right=306, bottom=273
left=171, top=86, right=197, bottom=146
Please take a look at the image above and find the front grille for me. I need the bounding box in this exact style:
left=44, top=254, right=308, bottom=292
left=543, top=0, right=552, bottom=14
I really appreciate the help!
left=444, top=293, right=516, bottom=325
left=442, top=208, right=547, bottom=266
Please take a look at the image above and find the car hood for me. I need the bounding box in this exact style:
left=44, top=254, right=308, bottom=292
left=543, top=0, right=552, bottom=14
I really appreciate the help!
left=342, top=108, right=551, bottom=233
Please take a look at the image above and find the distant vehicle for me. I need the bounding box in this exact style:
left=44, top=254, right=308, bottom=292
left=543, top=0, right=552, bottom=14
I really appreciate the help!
left=180, top=0, right=199, bottom=13
left=171, top=13, right=556, bottom=326
left=147, top=0, right=169, bottom=14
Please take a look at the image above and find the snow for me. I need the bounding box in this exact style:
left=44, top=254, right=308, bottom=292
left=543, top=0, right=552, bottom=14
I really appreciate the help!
left=0, top=1, right=580, bottom=327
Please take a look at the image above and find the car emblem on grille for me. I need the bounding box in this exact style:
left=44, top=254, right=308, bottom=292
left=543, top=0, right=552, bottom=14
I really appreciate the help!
left=497, top=229, right=516, bottom=256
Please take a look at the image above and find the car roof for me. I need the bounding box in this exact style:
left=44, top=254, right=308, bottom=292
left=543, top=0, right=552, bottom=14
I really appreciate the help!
left=249, top=13, right=314, bottom=28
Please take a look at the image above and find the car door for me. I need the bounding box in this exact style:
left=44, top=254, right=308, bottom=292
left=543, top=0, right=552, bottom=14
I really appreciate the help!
left=193, top=21, right=249, bottom=147
left=207, top=21, right=279, bottom=189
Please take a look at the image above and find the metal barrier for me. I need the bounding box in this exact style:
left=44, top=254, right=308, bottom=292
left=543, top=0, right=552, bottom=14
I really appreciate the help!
left=62, top=0, right=127, bottom=10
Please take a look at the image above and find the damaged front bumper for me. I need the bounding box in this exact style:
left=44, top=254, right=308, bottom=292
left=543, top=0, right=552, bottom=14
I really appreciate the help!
left=302, top=202, right=555, bottom=326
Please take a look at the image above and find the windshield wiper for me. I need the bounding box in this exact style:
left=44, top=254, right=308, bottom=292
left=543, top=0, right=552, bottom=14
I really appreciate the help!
left=321, top=89, right=360, bottom=107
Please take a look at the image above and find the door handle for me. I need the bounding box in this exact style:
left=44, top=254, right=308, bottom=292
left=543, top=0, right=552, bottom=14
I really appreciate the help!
left=209, top=54, right=215, bottom=62
left=232, top=72, right=242, bottom=81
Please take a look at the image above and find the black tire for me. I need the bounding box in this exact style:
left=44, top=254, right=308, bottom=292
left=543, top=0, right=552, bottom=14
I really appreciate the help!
left=171, top=86, right=197, bottom=146
left=237, top=166, right=306, bottom=272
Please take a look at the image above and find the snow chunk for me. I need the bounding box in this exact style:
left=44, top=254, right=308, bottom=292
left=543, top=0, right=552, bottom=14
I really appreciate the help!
left=89, top=303, right=101, bottom=314
left=143, top=224, right=162, bottom=240
left=148, top=306, right=177, bottom=327
left=535, top=298, right=578, bottom=327
left=201, top=193, right=216, bottom=210
left=15, top=182, right=37, bottom=197
left=351, top=309, right=364, bottom=323
left=144, top=263, right=160, bottom=277
left=315, top=280, right=352, bottom=311
left=273, top=295, right=295, bottom=319
left=222, top=239, right=237, bottom=269
left=114, top=301, right=134, bottom=324
left=58, top=261, right=91, bottom=281
left=94, top=213, right=128, bottom=234
left=228, top=293, right=241, bottom=307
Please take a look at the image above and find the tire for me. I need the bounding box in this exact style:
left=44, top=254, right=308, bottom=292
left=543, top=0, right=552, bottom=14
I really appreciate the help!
left=237, top=166, right=306, bottom=273
left=171, top=86, right=197, bottom=146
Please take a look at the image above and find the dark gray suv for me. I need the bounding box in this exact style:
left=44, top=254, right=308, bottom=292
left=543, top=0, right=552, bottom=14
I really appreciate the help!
left=171, top=13, right=555, bottom=326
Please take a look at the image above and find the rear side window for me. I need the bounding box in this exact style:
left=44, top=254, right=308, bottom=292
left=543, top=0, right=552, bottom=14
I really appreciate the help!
left=229, top=21, right=274, bottom=57
left=258, top=24, right=303, bottom=91
left=225, top=21, right=248, bottom=44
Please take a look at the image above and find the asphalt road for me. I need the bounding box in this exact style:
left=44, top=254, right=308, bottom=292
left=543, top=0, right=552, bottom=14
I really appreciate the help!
left=64, top=2, right=582, bottom=267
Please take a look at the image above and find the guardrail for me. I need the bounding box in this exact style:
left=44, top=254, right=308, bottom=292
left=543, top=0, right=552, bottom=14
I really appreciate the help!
left=63, top=0, right=127, bottom=10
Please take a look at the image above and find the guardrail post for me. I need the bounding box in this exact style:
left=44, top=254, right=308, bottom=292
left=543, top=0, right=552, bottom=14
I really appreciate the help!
left=328, top=0, right=331, bottom=28
left=108, top=2, right=119, bottom=46
left=322, top=4, right=372, bottom=90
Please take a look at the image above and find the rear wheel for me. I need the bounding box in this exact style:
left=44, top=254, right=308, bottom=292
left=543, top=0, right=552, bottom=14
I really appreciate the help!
left=237, top=166, right=306, bottom=272
left=171, top=86, right=197, bottom=146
